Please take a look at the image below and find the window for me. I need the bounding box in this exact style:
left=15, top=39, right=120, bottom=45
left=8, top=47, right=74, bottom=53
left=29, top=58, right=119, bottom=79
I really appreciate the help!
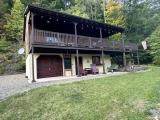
left=64, top=58, right=71, bottom=69
left=92, top=56, right=101, bottom=65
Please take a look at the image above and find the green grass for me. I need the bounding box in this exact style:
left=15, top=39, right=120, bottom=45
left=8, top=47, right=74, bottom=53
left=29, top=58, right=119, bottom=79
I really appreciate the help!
left=1, top=67, right=160, bottom=120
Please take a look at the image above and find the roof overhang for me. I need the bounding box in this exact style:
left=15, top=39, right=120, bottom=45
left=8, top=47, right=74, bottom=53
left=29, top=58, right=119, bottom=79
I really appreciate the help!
left=24, top=5, right=125, bottom=38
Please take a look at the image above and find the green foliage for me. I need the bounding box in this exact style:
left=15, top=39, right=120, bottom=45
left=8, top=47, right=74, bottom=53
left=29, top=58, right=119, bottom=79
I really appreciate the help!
left=0, top=0, right=13, bottom=18
left=64, top=0, right=104, bottom=22
left=0, top=0, right=13, bottom=35
left=0, top=37, right=10, bottom=52
left=122, top=0, right=160, bottom=64
left=0, top=0, right=25, bottom=74
left=105, top=0, right=125, bottom=27
left=123, top=0, right=160, bottom=43
left=149, top=26, right=160, bottom=65
left=63, top=0, right=89, bottom=19
left=105, top=0, right=125, bottom=41
left=4, top=0, right=24, bottom=42
left=84, top=0, right=104, bottom=22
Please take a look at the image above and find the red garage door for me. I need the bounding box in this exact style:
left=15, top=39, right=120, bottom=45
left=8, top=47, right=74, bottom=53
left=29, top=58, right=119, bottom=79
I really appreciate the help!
left=37, top=55, right=63, bottom=79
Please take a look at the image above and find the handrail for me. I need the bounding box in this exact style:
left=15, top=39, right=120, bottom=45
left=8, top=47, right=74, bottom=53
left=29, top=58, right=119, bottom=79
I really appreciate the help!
left=32, top=29, right=138, bottom=52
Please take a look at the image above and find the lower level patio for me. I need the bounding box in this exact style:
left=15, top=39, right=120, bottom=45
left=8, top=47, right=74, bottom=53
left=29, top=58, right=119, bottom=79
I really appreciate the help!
left=36, top=72, right=128, bottom=83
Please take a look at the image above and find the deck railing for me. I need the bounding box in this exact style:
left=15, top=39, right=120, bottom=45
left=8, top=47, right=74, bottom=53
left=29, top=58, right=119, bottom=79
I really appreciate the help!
left=31, top=29, right=138, bottom=52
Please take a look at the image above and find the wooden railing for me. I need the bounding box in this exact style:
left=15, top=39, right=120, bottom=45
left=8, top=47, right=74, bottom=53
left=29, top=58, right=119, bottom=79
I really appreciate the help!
left=31, top=29, right=138, bottom=52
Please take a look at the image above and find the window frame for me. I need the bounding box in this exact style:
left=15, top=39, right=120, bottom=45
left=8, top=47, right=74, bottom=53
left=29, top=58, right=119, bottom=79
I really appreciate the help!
left=64, top=55, right=72, bottom=70
left=92, top=56, right=101, bottom=65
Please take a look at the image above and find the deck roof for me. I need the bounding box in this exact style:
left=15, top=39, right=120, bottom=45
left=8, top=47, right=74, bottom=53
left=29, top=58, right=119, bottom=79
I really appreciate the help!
left=24, top=5, right=125, bottom=38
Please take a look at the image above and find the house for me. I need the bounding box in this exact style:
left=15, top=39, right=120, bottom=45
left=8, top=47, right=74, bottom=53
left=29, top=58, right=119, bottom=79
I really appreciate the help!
left=23, top=5, right=138, bottom=82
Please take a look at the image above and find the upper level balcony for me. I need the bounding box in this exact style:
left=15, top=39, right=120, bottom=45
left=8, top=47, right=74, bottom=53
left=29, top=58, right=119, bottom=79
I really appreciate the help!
left=24, top=5, right=138, bottom=54
left=30, top=29, right=138, bottom=52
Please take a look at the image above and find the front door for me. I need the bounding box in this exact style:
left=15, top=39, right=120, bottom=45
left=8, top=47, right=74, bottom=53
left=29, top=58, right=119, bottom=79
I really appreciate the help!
left=75, top=56, right=83, bottom=75
left=37, top=55, right=63, bottom=79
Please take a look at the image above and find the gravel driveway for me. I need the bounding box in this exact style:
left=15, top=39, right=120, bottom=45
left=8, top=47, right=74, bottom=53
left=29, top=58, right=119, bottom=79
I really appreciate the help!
left=0, top=74, right=30, bottom=100
left=0, top=72, right=128, bottom=101
left=0, top=74, right=55, bottom=100
left=0, top=74, right=64, bottom=100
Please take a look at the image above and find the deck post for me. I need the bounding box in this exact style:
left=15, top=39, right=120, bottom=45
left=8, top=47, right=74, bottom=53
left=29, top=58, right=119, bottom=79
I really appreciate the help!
left=100, top=28, right=106, bottom=74
left=74, top=22, right=78, bottom=46
left=122, top=34, right=127, bottom=70
left=31, top=12, right=35, bottom=82
left=74, top=22, right=80, bottom=77
left=123, top=52, right=127, bottom=70
left=31, top=47, right=35, bottom=82
left=136, top=45, right=140, bottom=65
left=31, top=12, right=34, bottom=44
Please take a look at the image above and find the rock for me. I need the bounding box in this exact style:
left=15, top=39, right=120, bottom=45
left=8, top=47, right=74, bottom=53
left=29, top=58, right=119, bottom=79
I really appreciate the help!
left=149, top=109, right=160, bottom=120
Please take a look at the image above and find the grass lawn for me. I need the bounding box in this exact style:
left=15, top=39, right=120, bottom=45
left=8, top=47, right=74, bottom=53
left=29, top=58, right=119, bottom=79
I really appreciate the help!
left=1, top=67, right=160, bottom=120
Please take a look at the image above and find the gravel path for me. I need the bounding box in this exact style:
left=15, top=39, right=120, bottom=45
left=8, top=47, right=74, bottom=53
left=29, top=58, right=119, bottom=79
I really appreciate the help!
left=0, top=72, right=128, bottom=101
left=0, top=74, right=30, bottom=100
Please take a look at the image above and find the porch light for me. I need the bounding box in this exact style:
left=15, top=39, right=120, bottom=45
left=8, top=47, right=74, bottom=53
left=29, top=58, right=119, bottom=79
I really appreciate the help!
left=47, top=21, right=50, bottom=23
left=49, top=17, right=52, bottom=20
left=41, top=16, right=43, bottom=18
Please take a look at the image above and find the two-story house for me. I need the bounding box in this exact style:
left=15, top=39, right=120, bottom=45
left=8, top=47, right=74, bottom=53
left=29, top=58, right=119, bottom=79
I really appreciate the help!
left=24, top=5, right=138, bottom=82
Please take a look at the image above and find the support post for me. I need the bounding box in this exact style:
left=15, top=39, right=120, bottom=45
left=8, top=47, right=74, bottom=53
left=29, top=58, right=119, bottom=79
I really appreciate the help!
left=102, top=50, right=105, bottom=74
left=74, top=22, right=80, bottom=76
left=76, top=49, right=80, bottom=76
left=31, top=47, right=35, bottom=82
left=122, top=34, right=127, bottom=70
left=123, top=52, right=127, bottom=70
left=31, top=13, right=34, bottom=44
left=100, top=28, right=105, bottom=74
left=31, top=12, right=35, bottom=82
left=74, top=22, right=78, bottom=46
left=89, top=37, right=92, bottom=48
left=137, top=46, right=140, bottom=65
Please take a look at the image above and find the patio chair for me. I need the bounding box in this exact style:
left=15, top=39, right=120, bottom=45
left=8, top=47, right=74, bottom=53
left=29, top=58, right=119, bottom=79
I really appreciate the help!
left=90, top=64, right=99, bottom=74
left=79, top=65, right=87, bottom=76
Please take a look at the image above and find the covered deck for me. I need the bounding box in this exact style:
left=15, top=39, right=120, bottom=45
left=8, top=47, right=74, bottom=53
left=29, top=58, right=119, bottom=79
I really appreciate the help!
left=24, top=5, right=138, bottom=82
left=24, top=5, right=138, bottom=53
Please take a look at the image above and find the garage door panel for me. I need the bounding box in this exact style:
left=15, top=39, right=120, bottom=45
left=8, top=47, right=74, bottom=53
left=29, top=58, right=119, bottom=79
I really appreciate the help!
left=37, top=55, right=63, bottom=78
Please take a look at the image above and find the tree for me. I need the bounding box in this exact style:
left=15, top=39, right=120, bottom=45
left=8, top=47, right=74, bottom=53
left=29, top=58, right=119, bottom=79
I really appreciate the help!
left=149, top=26, right=160, bottom=65
left=122, top=0, right=160, bottom=64
left=64, top=0, right=104, bottom=22
left=105, top=0, right=125, bottom=26
left=4, top=0, right=24, bottom=43
left=0, top=0, right=13, bottom=35
left=105, top=0, right=125, bottom=41
left=0, top=0, right=25, bottom=74
left=84, top=0, right=104, bottom=22
left=64, top=0, right=89, bottom=18
left=123, top=0, right=160, bottom=43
